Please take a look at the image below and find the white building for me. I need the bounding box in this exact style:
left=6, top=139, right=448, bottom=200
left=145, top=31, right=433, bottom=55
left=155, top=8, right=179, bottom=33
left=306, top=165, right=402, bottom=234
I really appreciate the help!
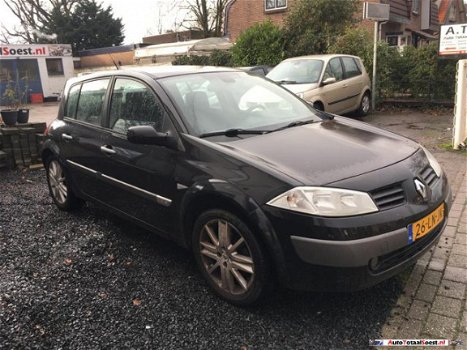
left=0, top=44, right=74, bottom=103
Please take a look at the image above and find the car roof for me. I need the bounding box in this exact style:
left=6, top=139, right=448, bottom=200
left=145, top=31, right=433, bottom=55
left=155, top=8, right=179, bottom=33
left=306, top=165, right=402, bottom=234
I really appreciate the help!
left=72, top=65, right=241, bottom=84
left=283, top=54, right=361, bottom=62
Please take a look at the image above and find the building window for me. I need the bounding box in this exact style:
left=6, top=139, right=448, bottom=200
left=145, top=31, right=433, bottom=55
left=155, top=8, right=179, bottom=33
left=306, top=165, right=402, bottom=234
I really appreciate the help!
left=386, top=35, right=399, bottom=47
left=0, top=59, right=15, bottom=82
left=46, top=58, right=64, bottom=76
left=412, top=0, right=420, bottom=14
left=265, top=0, right=287, bottom=11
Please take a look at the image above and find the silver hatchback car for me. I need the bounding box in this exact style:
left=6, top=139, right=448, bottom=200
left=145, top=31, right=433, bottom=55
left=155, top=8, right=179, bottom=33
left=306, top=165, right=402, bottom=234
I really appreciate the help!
left=267, top=54, right=371, bottom=116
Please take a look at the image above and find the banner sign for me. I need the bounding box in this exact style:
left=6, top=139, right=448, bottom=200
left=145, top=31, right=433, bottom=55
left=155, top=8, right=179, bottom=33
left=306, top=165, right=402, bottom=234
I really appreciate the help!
left=0, top=44, right=72, bottom=57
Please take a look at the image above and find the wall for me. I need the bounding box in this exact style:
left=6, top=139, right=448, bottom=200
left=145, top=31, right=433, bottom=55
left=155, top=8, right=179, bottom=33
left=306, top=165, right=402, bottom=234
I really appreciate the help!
left=79, top=51, right=135, bottom=68
left=37, top=57, right=74, bottom=98
left=226, top=0, right=297, bottom=41
left=142, top=30, right=205, bottom=44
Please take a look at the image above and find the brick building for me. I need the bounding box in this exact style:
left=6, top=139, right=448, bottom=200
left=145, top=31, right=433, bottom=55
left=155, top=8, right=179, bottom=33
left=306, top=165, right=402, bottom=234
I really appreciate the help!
left=224, top=0, right=297, bottom=41
left=224, top=0, right=465, bottom=49
left=437, top=0, right=466, bottom=25
left=142, top=30, right=205, bottom=45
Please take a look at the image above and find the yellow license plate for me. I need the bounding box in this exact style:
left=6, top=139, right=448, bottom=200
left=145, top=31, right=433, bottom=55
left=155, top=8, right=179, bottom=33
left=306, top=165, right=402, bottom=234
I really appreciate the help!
left=408, top=204, right=445, bottom=243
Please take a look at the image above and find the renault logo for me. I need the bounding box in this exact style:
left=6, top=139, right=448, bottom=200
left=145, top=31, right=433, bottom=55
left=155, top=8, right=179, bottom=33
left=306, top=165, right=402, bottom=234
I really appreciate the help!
left=414, top=179, right=428, bottom=200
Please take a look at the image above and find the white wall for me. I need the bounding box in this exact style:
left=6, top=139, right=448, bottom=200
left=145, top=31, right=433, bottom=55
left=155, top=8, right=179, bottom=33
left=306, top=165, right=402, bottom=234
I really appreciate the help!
left=37, top=56, right=74, bottom=98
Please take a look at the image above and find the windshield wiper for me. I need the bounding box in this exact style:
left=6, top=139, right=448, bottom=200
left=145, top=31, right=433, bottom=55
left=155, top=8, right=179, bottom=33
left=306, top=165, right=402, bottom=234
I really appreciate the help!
left=199, top=128, right=269, bottom=138
left=270, top=119, right=315, bottom=133
left=276, top=79, right=298, bottom=85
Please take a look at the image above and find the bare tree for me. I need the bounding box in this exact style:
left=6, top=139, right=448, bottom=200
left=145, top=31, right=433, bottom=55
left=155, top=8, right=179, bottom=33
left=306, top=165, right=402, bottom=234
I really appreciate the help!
left=183, top=0, right=227, bottom=37
left=1, top=0, right=78, bottom=43
left=152, top=0, right=184, bottom=35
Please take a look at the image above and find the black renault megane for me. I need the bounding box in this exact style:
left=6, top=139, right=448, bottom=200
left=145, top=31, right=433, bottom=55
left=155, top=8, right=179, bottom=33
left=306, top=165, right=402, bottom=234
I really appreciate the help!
left=42, top=66, right=451, bottom=305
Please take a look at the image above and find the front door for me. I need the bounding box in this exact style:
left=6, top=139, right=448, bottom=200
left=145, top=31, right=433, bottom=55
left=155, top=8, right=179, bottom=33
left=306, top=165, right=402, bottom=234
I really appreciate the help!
left=97, top=77, right=179, bottom=235
left=321, top=57, right=349, bottom=114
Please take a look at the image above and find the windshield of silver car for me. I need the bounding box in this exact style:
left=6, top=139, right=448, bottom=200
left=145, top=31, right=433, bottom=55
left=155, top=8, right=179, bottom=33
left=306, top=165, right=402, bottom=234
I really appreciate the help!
left=267, top=59, right=324, bottom=85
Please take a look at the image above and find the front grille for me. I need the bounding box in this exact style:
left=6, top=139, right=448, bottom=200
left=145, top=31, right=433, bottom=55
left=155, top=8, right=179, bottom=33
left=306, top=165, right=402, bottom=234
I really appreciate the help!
left=420, top=165, right=438, bottom=187
left=370, top=221, right=443, bottom=274
left=371, top=184, right=405, bottom=210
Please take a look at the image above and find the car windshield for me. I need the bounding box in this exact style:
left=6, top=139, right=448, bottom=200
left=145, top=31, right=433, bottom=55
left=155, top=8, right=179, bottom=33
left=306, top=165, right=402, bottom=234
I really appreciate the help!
left=158, top=72, right=320, bottom=136
left=267, top=59, right=324, bottom=84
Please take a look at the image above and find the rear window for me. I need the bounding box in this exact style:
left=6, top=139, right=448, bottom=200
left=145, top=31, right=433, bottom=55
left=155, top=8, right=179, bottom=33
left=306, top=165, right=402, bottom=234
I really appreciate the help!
left=75, top=79, right=110, bottom=126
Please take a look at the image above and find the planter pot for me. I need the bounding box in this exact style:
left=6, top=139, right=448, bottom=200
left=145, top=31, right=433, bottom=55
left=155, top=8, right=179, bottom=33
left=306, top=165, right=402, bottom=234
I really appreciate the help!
left=1, top=109, right=18, bottom=126
left=18, top=109, right=30, bottom=124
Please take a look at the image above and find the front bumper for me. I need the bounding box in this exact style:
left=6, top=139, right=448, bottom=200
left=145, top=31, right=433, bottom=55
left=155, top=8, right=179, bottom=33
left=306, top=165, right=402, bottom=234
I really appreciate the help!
left=286, top=215, right=446, bottom=291
left=262, top=167, right=452, bottom=292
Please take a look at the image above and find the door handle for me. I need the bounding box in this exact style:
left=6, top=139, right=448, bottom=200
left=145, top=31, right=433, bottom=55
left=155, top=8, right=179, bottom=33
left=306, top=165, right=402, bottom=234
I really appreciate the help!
left=62, top=133, right=73, bottom=140
left=100, top=145, right=116, bottom=155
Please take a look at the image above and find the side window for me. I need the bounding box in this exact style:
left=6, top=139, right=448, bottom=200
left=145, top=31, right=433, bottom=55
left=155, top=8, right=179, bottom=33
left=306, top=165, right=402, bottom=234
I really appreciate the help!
left=75, top=79, right=109, bottom=126
left=46, top=58, right=64, bottom=76
left=342, top=57, right=362, bottom=79
left=65, top=84, right=81, bottom=118
left=323, top=58, right=344, bottom=81
left=109, top=78, right=167, bottom=134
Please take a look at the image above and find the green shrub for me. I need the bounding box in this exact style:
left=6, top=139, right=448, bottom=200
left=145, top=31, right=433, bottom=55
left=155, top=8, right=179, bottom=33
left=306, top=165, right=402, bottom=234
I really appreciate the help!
left=284, top=0, right=358, bottom=57
left=172, top=50, right=232, bottom=67
left=376, top=42, right=456, bottom=101
left=231, top=20, right=285, bottom=66
left=172, top=55, right=210, bottom=66
left=328, top=27, right=373, bottom=72
left=209, top=49, right=233, bottom=66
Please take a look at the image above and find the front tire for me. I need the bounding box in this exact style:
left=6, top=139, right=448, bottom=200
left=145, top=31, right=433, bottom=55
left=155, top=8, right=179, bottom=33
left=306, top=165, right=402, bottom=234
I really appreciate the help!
left=313, top=101, right=324, bottom=111
left=45, top=157, right=83, bottom=211
left=192, top=209, right=272, bottom=306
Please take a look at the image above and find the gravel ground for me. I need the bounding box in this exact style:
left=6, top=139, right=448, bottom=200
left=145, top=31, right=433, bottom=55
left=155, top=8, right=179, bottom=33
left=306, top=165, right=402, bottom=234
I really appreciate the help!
left=0, top=168, right=409, bottom=349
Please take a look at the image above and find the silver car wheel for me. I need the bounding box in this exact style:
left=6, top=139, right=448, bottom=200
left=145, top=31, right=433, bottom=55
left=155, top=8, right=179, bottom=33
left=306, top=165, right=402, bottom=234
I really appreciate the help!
left=362, top=94, right=370, bottom=114
left=48, top=160, right=68, bottom=205
left=199, top=219, right=255, bottom=295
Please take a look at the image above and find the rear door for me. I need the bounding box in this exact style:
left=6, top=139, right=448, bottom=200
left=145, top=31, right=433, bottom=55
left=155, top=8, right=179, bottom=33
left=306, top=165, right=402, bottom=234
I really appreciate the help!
left=61, top=78, right=111, bottom=199
left=96, top=77, right=179, bottom=234
left=341, top=57, right=364, bottom=111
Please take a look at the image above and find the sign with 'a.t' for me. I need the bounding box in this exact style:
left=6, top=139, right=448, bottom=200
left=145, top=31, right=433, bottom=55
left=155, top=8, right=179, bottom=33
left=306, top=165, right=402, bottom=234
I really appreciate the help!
left=439, top=24, right=467, bottom=58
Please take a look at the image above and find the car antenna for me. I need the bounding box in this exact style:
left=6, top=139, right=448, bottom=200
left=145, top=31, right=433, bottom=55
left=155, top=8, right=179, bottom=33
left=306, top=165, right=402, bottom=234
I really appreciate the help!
left=109, top=53, right=120, bottom=70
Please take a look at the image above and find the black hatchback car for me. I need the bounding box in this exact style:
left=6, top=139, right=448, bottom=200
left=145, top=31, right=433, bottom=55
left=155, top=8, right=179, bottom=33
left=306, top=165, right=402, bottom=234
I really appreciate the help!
left=42, top=66, right=451, bottom=305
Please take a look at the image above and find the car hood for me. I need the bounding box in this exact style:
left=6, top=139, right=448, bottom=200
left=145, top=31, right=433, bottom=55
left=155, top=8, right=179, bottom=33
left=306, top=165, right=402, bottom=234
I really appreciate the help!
left=281, top=83, right=319, bottom=94
left=220, top=117, right=420, bottom=186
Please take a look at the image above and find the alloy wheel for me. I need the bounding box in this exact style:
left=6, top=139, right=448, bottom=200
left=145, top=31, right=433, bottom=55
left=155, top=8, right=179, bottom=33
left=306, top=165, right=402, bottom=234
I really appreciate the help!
left=48, top=160, right=68, bottom=205
left=362, top=94, right=370, bottom=114
left=199, top=219, right=255, bottom=295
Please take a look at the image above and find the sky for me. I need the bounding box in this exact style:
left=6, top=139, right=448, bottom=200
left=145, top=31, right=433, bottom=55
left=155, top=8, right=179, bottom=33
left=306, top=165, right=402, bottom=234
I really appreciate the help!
left=0, top=0, right=188, bottom=44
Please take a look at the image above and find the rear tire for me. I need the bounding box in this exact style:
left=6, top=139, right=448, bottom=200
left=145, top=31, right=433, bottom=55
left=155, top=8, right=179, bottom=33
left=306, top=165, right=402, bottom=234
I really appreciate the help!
left=45, top=156, right=83, bottom=211
left=356, top=91, right=371, bottom=117
left=192, top=209, right=273, bottom=306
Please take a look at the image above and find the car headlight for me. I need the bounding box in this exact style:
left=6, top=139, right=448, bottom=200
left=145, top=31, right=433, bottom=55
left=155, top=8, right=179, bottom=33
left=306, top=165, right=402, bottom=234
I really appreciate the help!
left=421, top=146, right=442, bottom=177
left=296, top=92, right=304, bottom=99
left=267, top=187, right=378, bottom=217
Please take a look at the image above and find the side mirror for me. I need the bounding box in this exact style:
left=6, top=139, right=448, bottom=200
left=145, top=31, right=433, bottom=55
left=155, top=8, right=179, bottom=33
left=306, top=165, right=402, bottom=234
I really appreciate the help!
left=321, top=77, right=337, bottom=86
left=127, top=125, right=176, bottom=148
